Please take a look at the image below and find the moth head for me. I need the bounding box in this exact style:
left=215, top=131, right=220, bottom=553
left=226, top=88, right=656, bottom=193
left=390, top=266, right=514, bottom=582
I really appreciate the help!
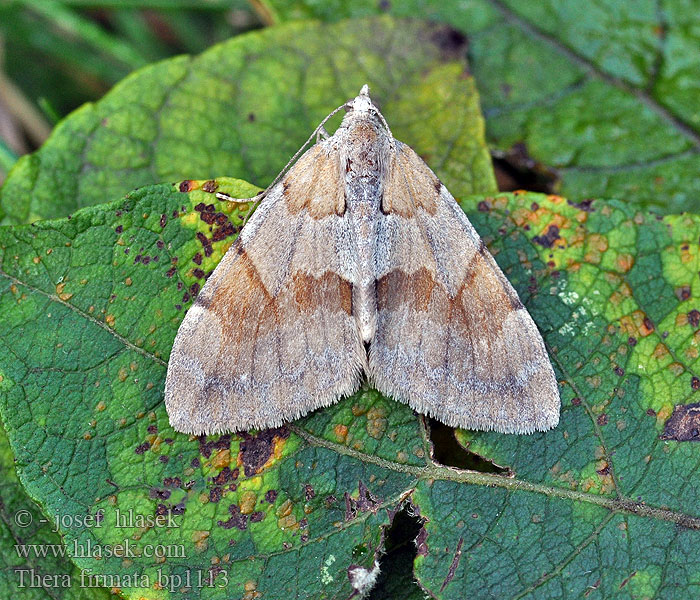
left=345, top=84, right=377, bottom=115
left=340, top=84, right=393, bottom=139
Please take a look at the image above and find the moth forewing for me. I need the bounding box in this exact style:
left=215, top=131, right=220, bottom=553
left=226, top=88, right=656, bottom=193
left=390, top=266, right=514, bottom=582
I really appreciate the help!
left=165, top=85, right=560, bottom=435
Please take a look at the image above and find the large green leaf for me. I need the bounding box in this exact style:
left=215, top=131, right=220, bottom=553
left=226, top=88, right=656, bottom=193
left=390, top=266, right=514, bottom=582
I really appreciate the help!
left=264, top=0, right=700, bottom=213
left=3, top=179, right=700, bottom=597
left=0, top=16, right=496, bottom=225
left=0, top=423, right=112, bottom=599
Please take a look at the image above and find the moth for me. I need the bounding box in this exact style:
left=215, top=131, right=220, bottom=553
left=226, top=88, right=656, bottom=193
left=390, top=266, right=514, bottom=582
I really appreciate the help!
left=165, top=85, right=560, bottom=435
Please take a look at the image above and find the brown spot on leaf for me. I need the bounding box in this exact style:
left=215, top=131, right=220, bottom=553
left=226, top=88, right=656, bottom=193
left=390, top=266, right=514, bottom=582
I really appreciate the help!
left=568, top=198, right=596, bottom=212
left=357, top=480, right=380, bottom=512
left=202, top=180, right=218, bottom=193
left=218, top=504, right=248, bottom=530
left=533, top=225, right=561, bottom=248
left=179, top=180, right=194, bottom=193
left=596, top=463, right=611, bottom=476
left=661, top=403, right=700, bottom=441
left=676, top=286, right=692, bottom=301
left=304, top=484, right=315, bottom=501
left=440, top=537, right=464, bottom=592
left=201, top=212, right=217, bottom=225
left=198, top=434, right=231, bottom=458
left=643, top=316, right=655, bottom=334
left=213, top=466, right=235, bottom=485
left=212, top=221, right=238, bottom=243
left=689, top=310, right=700, bottom=328
left=619, top=571, right=637, bottom=589
left=344, top=492, right=358, bottom=521
left=239, top=427, right=290, bottom=477
left=134, top=442, right=149, bottom=454
left=209, top=487, right=223, bottom=503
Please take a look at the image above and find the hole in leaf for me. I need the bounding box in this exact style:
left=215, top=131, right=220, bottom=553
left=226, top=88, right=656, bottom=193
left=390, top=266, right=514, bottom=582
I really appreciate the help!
left=492, top=142, right=559, bottom=193
left=428, top=418, right=508, bottom=474
left=368, top=503, right=424, bottom=599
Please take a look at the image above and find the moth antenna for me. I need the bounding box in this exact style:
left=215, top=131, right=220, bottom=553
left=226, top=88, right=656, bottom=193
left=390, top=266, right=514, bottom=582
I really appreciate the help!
left=375, top=109, right=393, bottom=141
left=215, top=101, right=349, bottom=208
left=260, top=102, right=347, bottom=193
left=239, top=194, right=262, bottom=229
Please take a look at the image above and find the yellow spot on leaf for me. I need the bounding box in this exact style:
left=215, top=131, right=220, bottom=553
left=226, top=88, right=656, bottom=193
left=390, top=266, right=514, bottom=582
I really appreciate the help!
left=33, top=256, right=40, bottom=264
left=105, top=314, right=115, bottom=327
left=192, top=530, right=209, bottom=551
left=243, top=579, right=262, bottom=600
left=181, top=212, right=198, bottom=226
left=55, top=282, right=73, bottom=301
left=652, top=344, right=669, bottom=360
left=352, top=404, right=367, bottom=417
left=616, top=254, right=634, bottom=273
left=240, top=491, right=257, bottom=514
left=277, top=514, right=297, bottom=530
left=668, top=362, right=684, bottom=376
left=334, top=424, right=348, bottom=442
left=366, top=405, right=388, bottom=439
left=212, top=449, right=230, bottom=469
left=276, top=499, right=293, bottom=518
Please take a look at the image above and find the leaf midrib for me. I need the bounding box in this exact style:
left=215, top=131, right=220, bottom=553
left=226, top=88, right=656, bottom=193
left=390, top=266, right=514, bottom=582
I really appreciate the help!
left=289, top=426, right=700, bottom=530
left=0, top=267, right=168, bottom=368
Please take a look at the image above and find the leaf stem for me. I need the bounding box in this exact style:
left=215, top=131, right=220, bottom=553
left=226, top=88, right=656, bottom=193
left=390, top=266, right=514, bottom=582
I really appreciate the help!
left=290, top=425, right=700, bottom=530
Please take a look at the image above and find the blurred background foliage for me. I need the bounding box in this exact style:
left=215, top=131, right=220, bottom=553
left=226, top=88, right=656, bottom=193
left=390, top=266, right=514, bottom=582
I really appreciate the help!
left=0, top=0, right=264, bottom=183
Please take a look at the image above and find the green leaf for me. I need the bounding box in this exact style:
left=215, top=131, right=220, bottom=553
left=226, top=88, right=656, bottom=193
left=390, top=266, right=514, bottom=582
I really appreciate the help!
left=0, top=16, right=496, bottom=225
left=4, top=180, right=700, bottom=597
left=263, top=0, right=700, bottom=213
left=0, top=423, right=112, bottom=599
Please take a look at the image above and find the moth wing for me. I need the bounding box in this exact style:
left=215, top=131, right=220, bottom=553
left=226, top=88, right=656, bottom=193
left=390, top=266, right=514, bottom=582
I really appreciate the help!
left=165, top=143, right=365, bottom=435
left=370, top=142, right=559, bottom=433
